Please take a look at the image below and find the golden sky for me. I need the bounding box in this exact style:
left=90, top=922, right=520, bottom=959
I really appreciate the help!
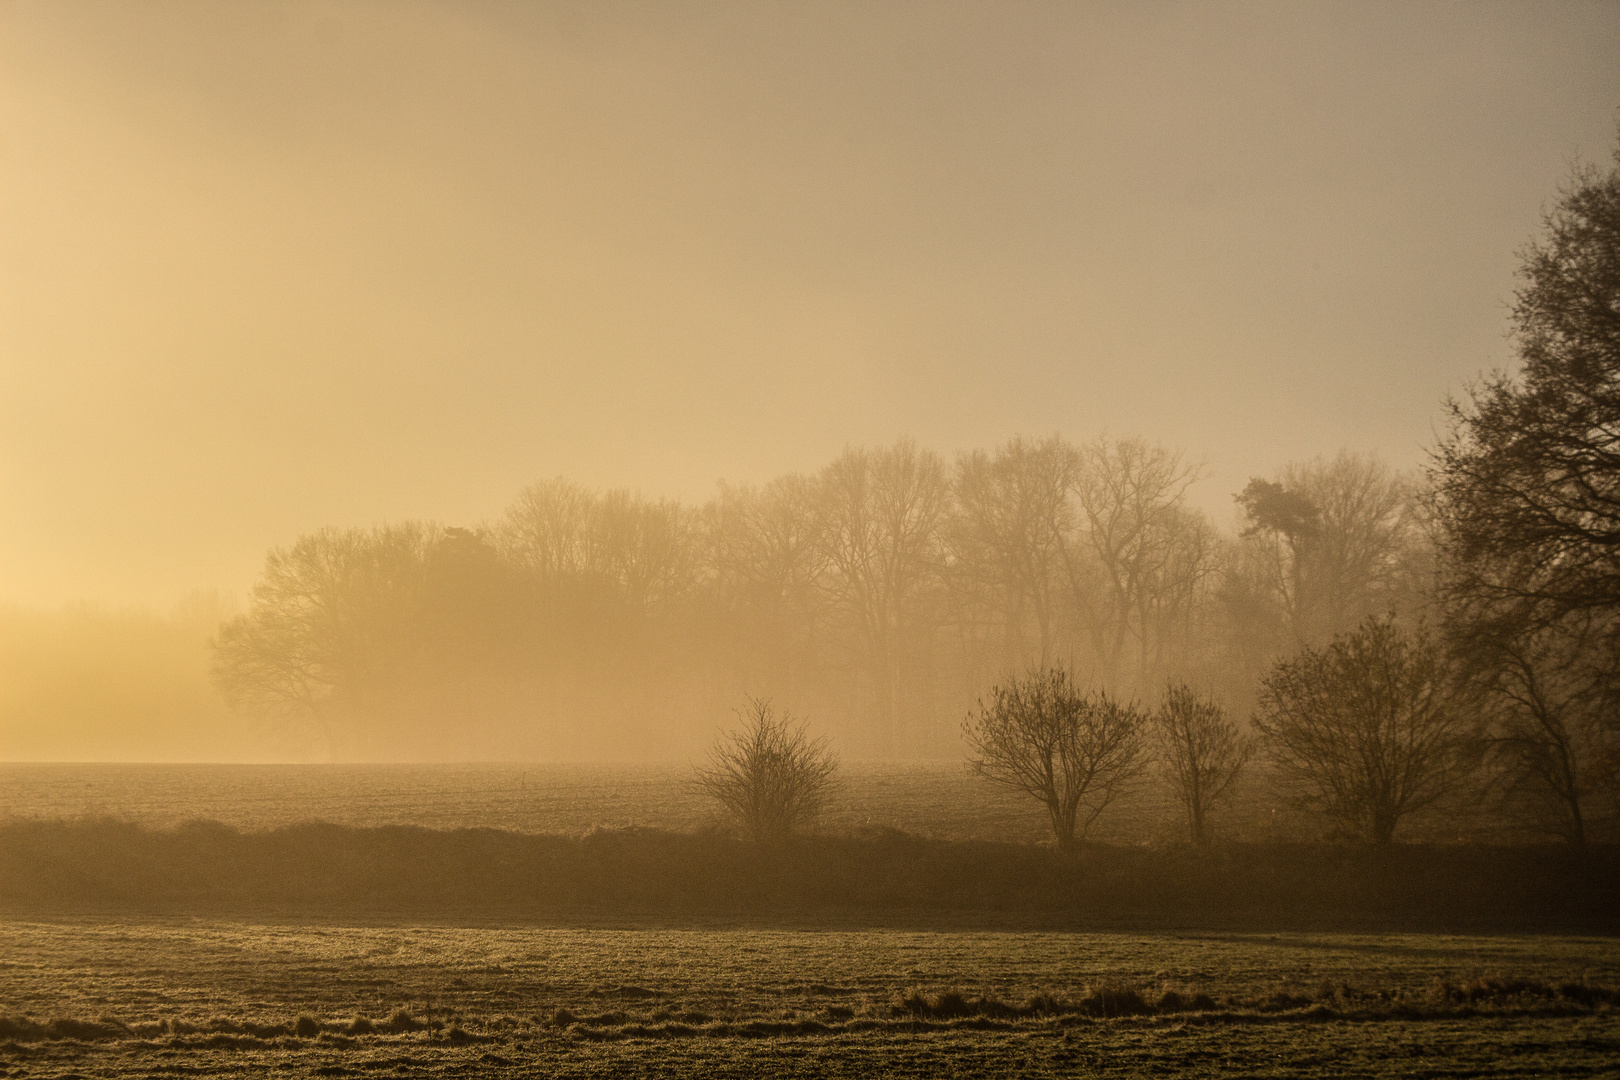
left=4, top=0, right=1618, bottom=607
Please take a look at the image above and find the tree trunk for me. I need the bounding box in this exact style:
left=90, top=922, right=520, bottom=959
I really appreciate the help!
left=1048, top=800, right=1078, bottom=853
left=1370, top=807, right=1398, bottom=845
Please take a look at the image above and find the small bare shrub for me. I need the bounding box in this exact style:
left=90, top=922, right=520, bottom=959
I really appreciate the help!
left=695, top=698, right=839, bottom=841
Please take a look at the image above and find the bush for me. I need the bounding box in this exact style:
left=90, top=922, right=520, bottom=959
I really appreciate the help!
left=694, top=698, right=838, bottom=841
left=1256, top=617, right=1473, bottom=844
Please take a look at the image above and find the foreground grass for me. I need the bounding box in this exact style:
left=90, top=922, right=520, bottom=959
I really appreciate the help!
left=2, top=920, right=1618, bottom=1077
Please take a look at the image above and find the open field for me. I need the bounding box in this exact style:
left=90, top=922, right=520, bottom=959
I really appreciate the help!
left=0, top=762, right=1510, bottom=845
left=0, top=762, right=1216, bottom=843
left=5, top=768, right=1614, bottom=1074
left=3, top=919, right=1619, bottom=1078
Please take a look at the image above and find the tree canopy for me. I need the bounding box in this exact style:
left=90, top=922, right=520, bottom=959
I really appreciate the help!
left=1432, top=144, right=1620, bottom=645
left=1431, top=139, right=1620, bottom=844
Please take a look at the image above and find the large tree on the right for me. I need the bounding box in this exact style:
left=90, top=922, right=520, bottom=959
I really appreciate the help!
left=1431, top=140, right=1620, bottom=847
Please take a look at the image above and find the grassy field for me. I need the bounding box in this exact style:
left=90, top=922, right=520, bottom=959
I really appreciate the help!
left=4, top=766, right=1612, bottom=1075
left=0, top=761, right=1507, bottom=845
left=3, top=919, right=1618, bottom=1078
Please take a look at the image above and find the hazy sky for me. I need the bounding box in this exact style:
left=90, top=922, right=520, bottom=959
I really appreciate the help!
left=3, top=1, right=1618, bottom=608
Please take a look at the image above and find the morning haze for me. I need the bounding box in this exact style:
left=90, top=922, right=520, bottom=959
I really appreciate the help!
left=5, top=2, right=1619, bottom=764
left=4, top=6, right=1620, bottom=1078
left=3, top=3, right=1614, bottom=610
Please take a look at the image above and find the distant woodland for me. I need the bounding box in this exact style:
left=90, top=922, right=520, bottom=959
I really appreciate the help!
left=209, top=439, right=1424, bottom=767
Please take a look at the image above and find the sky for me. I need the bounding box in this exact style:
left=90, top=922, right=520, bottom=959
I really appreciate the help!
left=3, top=0, right=1618, bottom=609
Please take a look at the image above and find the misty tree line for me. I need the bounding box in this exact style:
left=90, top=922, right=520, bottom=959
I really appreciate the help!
left=216, top=143, right=1620, bottom=848
left=213, top=440, right=1419, bottom=761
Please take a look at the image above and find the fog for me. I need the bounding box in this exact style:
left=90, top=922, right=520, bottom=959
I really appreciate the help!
left=3, top=2, right=1619, bottom=761
left=0, top=440, right=1453, bottom=762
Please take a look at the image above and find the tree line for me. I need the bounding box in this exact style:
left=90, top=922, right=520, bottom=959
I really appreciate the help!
left=216, top=142, right=1620, bottom=848
left=212, top=441, right=1420, bottom=763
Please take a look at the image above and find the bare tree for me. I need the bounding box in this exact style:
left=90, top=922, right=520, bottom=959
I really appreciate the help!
left=964, top=666, right=1149, bottom=852
left=817, top=440, right=952, bottom=752
left=497, top=477, right=599, bottom=581
left=1134, top=508, right=1223, bottom=684
left=591, top=490, right=699, bottom=612
left=695, top=698, right=839, bottom=841
left=1235, top=453, right=1419, bottom=649
left=500, top=479, right=697, bottom=611
left=705, top=475, right=830, bottom=701
left=950, top=436, right=1078, bottom=669
left=1431, top=144, right=1620, bottom=646
left=1451, top=611, right=1617, bottom=849
left=1255, top=616, right=1472, bottom=844
left=1064, top=437, right=1212, bottom=694
left=212, top=523, right=438, bottom=759
left=1153, top=682, right=1250, bottom=845
left=1430, top=144, right=1620, bottom=845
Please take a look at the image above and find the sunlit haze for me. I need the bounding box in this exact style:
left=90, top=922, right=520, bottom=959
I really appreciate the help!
left=5, top=2, right=1618, bottom=608
left=3, top=12, right=1620, bottom=1074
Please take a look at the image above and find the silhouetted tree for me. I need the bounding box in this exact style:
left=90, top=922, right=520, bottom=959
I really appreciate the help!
left=497, top=477, right=600, bottom=581
left=695, top=698, right=839, bottom=841
left=592, top=490, right=699, bottom=611
left=1255, top=616, right=1472, bottom=844
left=705, top=475, right=830, bottom=702
left=1153, top=682, right=1250, bottom=845
left=212, top=523, right=437, bottom=758
left=413, top=527, right=530, bottom=753
left=498, top=479, right=697, bottom=610
left=1451, top=612, right=1616, bottom=849
left=210, top=429, right=1356, bottom=763
left=1235, top=453, right=1420, bottom=649
left=964, top=666, right=1149, bottom=852
left=1433, top=143, right=1620, bottom=639
left=1432, top=141, right=1620, bottom=844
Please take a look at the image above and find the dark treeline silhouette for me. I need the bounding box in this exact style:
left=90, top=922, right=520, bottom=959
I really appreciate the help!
left=212, top=440, right=1423, bottom=765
